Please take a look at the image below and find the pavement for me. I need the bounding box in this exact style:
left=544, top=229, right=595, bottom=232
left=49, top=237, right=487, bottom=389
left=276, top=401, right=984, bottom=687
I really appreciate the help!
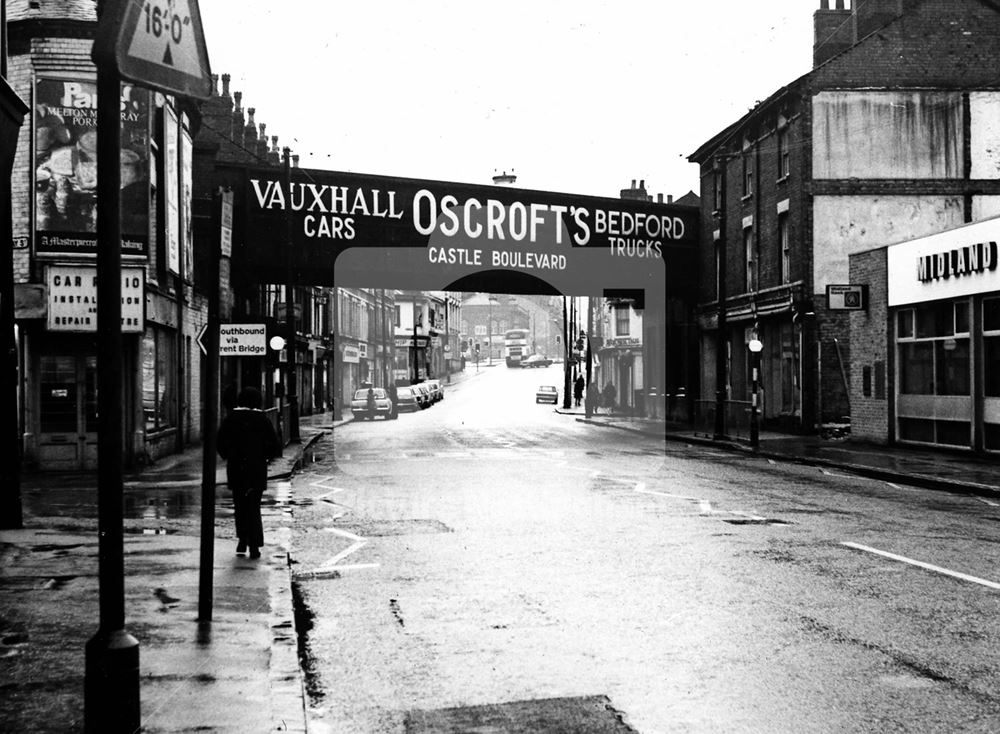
left=3, top=373, right=998, bottom=732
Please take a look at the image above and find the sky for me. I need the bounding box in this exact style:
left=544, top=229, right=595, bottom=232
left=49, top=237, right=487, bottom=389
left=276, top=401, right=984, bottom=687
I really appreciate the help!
left=198, top=1, right=816, bottom=201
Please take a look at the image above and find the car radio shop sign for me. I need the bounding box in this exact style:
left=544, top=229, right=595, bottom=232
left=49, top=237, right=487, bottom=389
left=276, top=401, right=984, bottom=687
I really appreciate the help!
left=229, top=167, right=698, bottom=289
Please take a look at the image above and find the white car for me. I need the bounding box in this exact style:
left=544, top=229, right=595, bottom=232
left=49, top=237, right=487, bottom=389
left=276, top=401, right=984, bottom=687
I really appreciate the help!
left=350, top=388, right=395, bottom=420
left=425, top=379, right=444, bottom=402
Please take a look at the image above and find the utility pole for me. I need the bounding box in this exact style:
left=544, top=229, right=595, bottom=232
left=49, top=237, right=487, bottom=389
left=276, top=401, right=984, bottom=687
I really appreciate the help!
left=283, top=148, right=299, bottom=442
left=713, top=153, right=729, bottom=440
left=585, top=295, right=594, bottom=418
left=562, top=296, right=571, bottom=409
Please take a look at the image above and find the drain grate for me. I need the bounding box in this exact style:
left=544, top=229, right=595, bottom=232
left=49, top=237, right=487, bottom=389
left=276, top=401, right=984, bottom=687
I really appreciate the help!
left=405, top=695, right=636, bottom=733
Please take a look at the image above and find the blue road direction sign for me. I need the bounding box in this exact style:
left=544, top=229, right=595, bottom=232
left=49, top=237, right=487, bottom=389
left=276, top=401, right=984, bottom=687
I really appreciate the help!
left=93, top=0, right=212, bottom=100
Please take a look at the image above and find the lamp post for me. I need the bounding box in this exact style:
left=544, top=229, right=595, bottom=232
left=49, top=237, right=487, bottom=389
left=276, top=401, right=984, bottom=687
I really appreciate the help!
left=748, top=335, right=762, bottom=449
left=488, top=295, right=498, bottom=365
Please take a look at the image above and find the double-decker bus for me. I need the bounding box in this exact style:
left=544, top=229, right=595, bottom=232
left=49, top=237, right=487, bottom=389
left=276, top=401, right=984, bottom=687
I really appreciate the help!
left=504, top=328, right=530, bottom=367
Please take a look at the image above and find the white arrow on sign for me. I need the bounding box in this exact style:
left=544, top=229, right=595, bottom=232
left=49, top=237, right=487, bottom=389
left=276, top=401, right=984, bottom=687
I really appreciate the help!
left=196, top=323, right=208, bottom=355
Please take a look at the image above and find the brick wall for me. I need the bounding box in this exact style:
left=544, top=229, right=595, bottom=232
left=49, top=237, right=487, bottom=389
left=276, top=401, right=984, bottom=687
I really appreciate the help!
left=849, top=248, right=890, bottom=442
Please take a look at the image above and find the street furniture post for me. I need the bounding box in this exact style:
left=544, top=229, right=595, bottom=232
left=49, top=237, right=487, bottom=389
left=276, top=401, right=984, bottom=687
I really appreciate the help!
left=283, top=148, right=299, bottom=442
left=198, top=190, right=225, bottom=621
left=713, top=154, right=729, bottom=440
left=86, top=6, right=140, bottom=727
left=562, top=296, right=571, bottom=409
left=749, top=336, right=762, bottom=449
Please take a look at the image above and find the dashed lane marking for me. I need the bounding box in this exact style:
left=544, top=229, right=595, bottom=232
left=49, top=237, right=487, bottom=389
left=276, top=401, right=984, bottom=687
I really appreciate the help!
left=976, top=497, right=1000, bottom=507
left=841, top=542, right=1000, bottom=590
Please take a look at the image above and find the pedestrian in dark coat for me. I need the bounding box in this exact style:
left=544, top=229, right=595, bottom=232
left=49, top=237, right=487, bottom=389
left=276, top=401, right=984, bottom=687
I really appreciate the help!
left=387, top=383, right=398, bottom=419
left=217, top=386, right=280, bottom=559
left=573, top=375, right=585, bottom=407
left=602, top=382, right=617, bottom=413
left=365, top=386, right=376, bottom=420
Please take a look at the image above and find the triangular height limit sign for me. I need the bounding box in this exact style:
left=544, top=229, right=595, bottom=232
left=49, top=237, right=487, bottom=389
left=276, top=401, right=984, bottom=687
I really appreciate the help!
left=94, top=0, right=212, bottom=100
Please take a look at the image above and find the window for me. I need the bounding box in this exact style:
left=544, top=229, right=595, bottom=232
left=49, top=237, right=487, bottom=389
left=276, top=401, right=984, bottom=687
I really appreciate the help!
left=777, top=126, right=790, bottom=179
left=142, top=326, right=177, bottom=433
left=744, top=228, right=755, bottom=291
left=713, top=170, right=723, bottom=212
left=985, top=298, right=1000, bottom=398
left=615, top=305, right=630, bottom=336
left=779, top=215, right=790, bottom=284
left=896, top=301, right=971, bottom=397
left=742, top=154, right=753, bottom=197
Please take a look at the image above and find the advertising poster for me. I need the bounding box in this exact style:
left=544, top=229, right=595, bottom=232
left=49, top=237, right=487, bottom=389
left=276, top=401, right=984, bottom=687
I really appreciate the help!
left=181, top=117, right=194, bottom=282
left=34, top=77, right=150, bottom=257
left=164, top=103, right=179, bottom=275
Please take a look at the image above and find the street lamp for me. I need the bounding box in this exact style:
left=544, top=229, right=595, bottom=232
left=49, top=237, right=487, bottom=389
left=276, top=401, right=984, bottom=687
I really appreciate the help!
left=748, top=336, right=762, bottom=449
left=488, top=295, right=498, bottom=366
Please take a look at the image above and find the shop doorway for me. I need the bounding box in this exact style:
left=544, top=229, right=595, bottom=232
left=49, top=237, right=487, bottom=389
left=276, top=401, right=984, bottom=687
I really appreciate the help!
left=37, top=354, right=98, bottom=471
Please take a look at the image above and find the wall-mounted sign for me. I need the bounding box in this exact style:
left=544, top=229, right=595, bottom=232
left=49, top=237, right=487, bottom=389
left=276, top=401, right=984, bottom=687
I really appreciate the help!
left=605, top=337, right=640, bottom=348
left=358, top=343, right=368, bottom=359
left=34, top=77, right=149, bottom=257
left=394, top=335, right=429, bottom=348
left=46, top=265, right=145, bottom=332
left=888, top=217, right=1000, bottom=306
left=219, top=323, right=266, bottom=357
left=342, top=345, right=360, bottom=364
left=826, top=284, right=867, bottom=311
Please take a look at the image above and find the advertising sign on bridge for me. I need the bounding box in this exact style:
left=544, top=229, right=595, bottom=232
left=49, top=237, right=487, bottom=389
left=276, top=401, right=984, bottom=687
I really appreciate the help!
left=219, top=166, right=698, bottom=295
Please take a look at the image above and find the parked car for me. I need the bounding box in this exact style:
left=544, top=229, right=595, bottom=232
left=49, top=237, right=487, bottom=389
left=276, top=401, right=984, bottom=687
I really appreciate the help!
left=413, top=384, right=432, bottom=409
left=394, top=386, right=421, bottom=412
left=425, top=379, right=443, bottom=402
left=351, top=387, right=395, bottom=420
left=521, top=354, right=553, bottom=368
left=535, top=385, right=558, bottom=404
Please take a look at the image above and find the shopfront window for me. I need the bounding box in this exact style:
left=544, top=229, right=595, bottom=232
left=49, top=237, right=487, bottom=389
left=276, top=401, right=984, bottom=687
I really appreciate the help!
left=985, top=297, right=1000, bottom=398
left=142, top=326, right=177, bottom=433
left=897, top=300, right=970, bottom=396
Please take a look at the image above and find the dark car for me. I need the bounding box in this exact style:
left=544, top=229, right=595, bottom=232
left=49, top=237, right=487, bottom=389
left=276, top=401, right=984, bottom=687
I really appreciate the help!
left=521, top=354, right=553, bottom=368
left=394, top=386, right=421, bottom=412
left=535, top=385, right=558, bottom=404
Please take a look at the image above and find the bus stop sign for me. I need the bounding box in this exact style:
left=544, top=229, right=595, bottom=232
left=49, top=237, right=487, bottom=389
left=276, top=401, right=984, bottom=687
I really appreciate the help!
left=93, top=0, right=212, bottom=100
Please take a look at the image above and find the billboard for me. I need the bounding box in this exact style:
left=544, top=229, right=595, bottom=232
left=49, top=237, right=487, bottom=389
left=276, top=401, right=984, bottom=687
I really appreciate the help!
left=34, top=77, right=150, bottom=257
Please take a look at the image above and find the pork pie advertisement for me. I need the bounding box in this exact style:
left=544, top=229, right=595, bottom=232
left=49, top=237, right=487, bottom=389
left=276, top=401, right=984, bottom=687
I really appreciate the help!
left=34, top=77, right=150, bottom=257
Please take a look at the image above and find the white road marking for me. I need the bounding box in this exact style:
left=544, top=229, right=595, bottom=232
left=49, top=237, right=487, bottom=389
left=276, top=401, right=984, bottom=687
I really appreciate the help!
left=821, top=469, right=853, bottom=479
left=976, top=497, right=999, bottom=507
left=317, top=527, right=379, bottom=571
left=885, top=482, right=902, bottom=490
left=635, top=487, right=701, bottom=502
left=841, top=542, right=1000, bottom=590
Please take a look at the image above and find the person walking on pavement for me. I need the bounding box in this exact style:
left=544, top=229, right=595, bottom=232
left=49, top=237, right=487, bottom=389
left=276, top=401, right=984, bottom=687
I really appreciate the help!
left=602, top=382, right=616, bottom=414
left=573, top=375, right=585, bottom=408
left=217, top=386, right=280, bottom=559
left=387, top=382, right=399, bottom=419
left=365, top=385, right=376, bottom=420
left=586, top=381, right=599, bottom=417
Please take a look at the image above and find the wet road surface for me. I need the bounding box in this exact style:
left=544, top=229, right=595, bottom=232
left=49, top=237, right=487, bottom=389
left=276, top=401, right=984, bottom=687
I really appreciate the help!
left=289, top=365, right=1000, bottom=733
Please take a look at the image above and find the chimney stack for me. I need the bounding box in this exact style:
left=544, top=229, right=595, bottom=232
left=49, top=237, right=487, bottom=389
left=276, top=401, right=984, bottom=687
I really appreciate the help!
left=813, top=0, right=852, bottom=67
left=221, top=74, right=231, bottom=98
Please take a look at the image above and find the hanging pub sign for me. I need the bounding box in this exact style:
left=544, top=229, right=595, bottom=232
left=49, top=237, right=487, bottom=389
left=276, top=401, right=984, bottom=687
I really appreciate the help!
left=33, top=77, right=150, bottom=257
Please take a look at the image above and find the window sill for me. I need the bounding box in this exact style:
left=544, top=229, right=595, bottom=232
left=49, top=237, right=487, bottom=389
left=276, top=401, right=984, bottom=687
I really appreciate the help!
left=776, top=175, right=790, bottom=185
left=740, top=194, right=753, bottom=203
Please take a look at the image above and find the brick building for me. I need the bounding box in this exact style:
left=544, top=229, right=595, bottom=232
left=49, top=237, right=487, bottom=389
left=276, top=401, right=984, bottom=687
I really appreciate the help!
left=850, top=216, right=1000, bottom=453
left=689, top=0, right=1000, bottom=435
left=8, top=0, right=208, bottom=469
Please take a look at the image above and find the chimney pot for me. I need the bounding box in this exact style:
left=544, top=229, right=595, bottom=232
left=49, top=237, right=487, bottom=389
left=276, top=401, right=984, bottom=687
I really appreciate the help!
left=639, top=179, right=645, bottom=190
left=259, top=122, right=266, bottom=137
left=211, top=74, right=218, bottom=95
left=657, top=193, right=664, bottom=203
left=631, top=179, right=636, bottom=188
left=820, top=0, right=829, bottom=8
left=247, top=107, right=255, bottom=125
left=233, top=90, right=242, bottom=109
left=222, top=74, right=231, bottom=97
left=271, top=135, right=279, bottom=152
left=667, top=194, right=674, bottom=204
left=292, top=154, right=300, bottom=168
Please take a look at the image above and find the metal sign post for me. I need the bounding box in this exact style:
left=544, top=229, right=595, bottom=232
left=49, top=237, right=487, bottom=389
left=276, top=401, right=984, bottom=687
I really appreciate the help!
left=85, top=4, right=139, bottom=729
left=198, top=190, right=225, bottom=622
left=87, top=0, right=210, bottom=727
